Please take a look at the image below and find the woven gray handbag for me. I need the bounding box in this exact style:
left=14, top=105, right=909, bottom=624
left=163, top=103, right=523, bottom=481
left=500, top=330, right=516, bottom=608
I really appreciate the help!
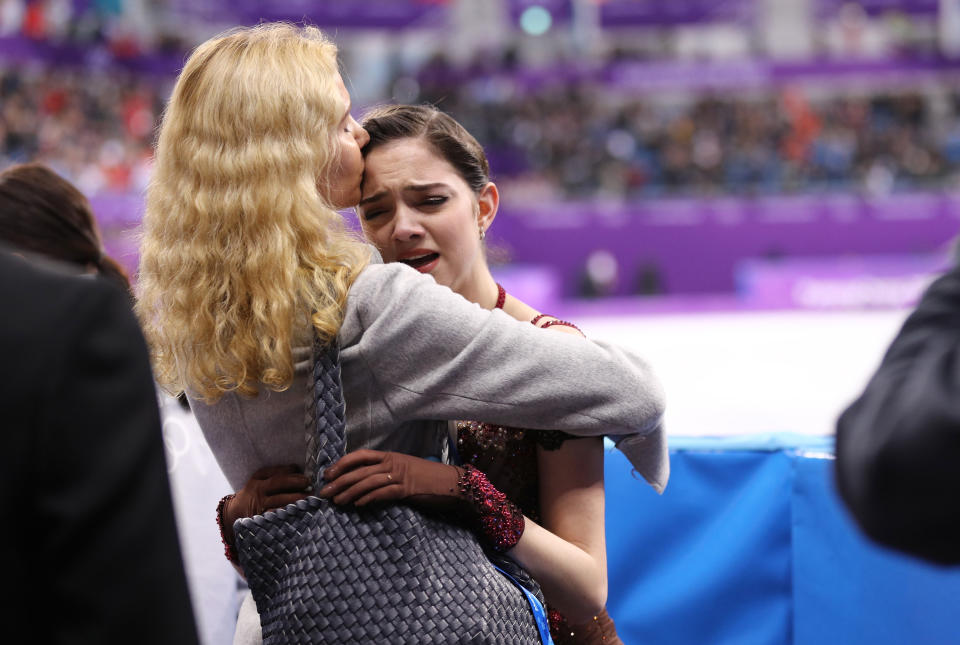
left=233, top=340, right=547, bottom=644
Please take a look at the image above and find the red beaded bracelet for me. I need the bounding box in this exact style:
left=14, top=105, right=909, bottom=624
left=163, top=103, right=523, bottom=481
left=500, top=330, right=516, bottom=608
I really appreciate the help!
left=529, top=314, right=584, bottom=336
left=457, top=465, right=525, bottom=552
left=539, top=319, right=583, bottom=336
left=216, top=493, right=238, bottom=564
left=529, top=313, right=551, bottom=327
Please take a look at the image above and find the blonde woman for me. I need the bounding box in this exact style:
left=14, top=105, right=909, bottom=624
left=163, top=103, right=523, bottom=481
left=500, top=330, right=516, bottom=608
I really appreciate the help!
left=137, top=23, right=666, bottom=641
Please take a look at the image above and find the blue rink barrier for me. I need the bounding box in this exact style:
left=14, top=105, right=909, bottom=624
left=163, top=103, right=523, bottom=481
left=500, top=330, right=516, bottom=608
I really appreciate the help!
left=604, top=434, right=960, bottom=645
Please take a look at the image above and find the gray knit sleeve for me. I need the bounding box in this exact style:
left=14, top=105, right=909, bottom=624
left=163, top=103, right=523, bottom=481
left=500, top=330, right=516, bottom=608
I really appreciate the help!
left=339, top=263, right=665, bottom=439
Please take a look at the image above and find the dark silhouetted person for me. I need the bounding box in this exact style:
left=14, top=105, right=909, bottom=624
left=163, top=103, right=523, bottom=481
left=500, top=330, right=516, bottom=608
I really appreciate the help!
left=0, top=249, right=200, bottom=644
left=835, top=262, right=960, bottom=565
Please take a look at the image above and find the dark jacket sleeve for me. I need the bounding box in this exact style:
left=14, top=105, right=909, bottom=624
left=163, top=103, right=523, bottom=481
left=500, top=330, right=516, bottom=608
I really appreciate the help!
left=0, top=251, right=199, bottom=645
left=835, top=262, right=960, bottom=565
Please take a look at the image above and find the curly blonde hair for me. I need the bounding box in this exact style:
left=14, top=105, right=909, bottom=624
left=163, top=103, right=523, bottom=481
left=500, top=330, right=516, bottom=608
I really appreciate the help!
left=137, top=23, right=369, bottom=402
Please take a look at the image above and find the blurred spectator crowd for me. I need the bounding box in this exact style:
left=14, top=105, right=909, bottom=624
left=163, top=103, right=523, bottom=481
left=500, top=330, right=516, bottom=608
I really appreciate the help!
left=0, top=64, right=164, bottom=195
left=411, top=56, right=960, bottom=201
left=3, top=54, right=960, bottom=200
left=0, top=0, right=188, bottom=56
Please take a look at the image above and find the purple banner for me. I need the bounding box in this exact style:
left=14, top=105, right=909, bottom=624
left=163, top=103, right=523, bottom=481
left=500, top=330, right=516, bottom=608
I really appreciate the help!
left=0, top=36, right=183, bottom=76
left=93, top=193, right=146, bottom=280
left=603, top=59, right=771, bottom=92
left=815, top=0, right=939, bottom=17
left=600, top=0, right=753, bottom=27
left=172, top=0, right=449, bottom=29
left=603, top=57, right=960, bottom=92
left=487, top=192, right=960, bottom=297
left=418, top=56, right=960, bottom=95
left=736, top=254, right=948, bottom=309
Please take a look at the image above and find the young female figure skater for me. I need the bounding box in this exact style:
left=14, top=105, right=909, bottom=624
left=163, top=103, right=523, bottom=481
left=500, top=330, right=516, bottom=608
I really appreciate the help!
left=141, top=22, right=665, bottom=641
left=319, top=104, right=629, bottom=644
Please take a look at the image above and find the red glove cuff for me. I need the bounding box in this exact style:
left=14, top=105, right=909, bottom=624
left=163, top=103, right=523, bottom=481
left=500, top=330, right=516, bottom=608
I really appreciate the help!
left=216, top=493, right=238, bottom=564
left=456, top=465, right=525, bottom=552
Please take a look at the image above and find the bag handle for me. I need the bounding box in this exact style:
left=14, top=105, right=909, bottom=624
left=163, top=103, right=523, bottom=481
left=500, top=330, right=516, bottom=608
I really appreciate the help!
left=303, top=338, right=347, bottom=488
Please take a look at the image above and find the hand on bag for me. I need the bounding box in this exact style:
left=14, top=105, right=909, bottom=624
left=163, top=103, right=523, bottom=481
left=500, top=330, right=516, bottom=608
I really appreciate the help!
left=222, top=464, right=311, bottom=545
left=319, top=449, right=463, bottom=509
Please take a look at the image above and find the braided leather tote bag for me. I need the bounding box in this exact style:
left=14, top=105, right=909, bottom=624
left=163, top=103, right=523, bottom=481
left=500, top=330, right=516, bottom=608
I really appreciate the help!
left=233, top=340, right=545, bottom=644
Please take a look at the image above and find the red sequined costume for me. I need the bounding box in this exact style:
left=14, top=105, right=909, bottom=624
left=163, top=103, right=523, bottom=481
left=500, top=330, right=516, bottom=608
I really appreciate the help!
left=457, top=384, right=623, bottom=644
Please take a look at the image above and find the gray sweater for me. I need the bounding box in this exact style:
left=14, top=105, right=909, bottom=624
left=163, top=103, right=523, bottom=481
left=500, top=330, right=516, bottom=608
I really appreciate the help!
left=190, top=260, right=668, bottom=494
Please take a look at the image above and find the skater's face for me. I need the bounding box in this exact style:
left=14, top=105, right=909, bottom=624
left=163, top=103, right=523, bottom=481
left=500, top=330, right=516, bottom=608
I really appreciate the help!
left=357, top=137, right=498, bottom=296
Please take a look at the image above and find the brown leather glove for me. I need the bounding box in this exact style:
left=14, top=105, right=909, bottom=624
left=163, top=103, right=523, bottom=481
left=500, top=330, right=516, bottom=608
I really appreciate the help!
left=219, top=464, right=311, bottom=548
left=319, top=451, right=525, bottom=552
left=318, top=449, right=463, bottom=509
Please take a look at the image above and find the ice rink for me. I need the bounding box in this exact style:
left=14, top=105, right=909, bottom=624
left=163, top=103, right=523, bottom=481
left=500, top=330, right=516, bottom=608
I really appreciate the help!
left=573, top=307, right=911, bottom=438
